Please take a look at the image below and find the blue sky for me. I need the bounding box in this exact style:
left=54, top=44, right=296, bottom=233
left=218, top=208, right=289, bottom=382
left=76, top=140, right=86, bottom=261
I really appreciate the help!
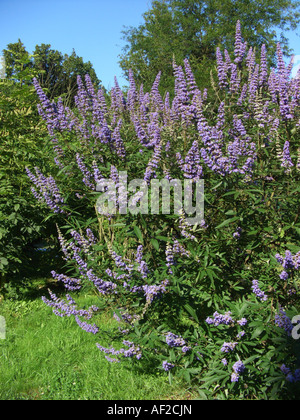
left=0, top=0, right=152, bottom=89
left=1, top=0, right=300, bottom=89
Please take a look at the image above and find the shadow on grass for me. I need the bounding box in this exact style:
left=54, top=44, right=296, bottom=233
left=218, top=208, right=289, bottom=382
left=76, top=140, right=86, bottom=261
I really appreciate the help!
left=1, top=241, right=66, bottom=301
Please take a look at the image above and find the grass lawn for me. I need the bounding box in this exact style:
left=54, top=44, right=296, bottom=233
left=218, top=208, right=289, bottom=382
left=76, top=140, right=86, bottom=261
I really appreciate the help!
left=0, top=279, right=193, bottom=400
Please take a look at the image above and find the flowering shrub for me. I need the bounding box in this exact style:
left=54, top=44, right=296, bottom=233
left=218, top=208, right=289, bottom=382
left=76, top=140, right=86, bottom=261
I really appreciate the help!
left=28, top=22, right=300, bottom=399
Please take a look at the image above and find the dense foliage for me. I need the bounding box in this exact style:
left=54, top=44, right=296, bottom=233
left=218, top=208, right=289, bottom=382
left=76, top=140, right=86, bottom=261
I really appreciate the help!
left=0, top=40, right=101, bottom=286
left=0, top=55, right=54, bottom=285
left=27, top=22, right=299, bottom=399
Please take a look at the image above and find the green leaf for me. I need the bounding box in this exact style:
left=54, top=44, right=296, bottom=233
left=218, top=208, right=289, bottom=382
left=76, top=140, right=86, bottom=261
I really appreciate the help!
left=184, top=304, right=199, bottom=322
left=151, top=238, right=159, bottom=251
left=215, top=217, right=240, bottom=229
left=251, top=326, right=265, bottom=340
left=133, top=225, right=144, bottom=243
left=155, top=235, right=171, bottom=242
left=0, top=257, right=8, bottom=266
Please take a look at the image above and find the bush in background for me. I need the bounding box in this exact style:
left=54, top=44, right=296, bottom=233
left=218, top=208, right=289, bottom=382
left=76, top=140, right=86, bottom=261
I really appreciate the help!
left=27, top=22, right=300, bottom=399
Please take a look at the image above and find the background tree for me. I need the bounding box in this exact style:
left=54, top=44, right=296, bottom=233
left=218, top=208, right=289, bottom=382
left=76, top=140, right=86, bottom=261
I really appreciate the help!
left=2, top=39, right=34, bottom=86
left=119, top=0, right=300, bottom=95
left=33, top=44, right=101, bottom=106
left=3, top=41, right=102, bottom=107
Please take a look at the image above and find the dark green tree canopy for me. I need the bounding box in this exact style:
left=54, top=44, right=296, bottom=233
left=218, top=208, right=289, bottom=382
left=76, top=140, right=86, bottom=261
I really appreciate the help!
left=119, top=0, right=300, bottom=94
left=3, top=40, right=102, bottom=106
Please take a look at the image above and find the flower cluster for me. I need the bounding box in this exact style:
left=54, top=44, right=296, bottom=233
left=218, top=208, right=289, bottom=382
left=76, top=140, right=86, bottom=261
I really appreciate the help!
left=108, top=245, right=133, bottom=274
left=165, top=332, right=186, bottom=348
left=135, top=245, right=149, bottom=279
left=162, top=361, right=175, bottom=372
left=75, top=316, right=99, bottom=335
left=144, top=142, right=162, bottom=184
left=86, top=269, right=118, bottom=295
left=42, top=290, right=98, bottom=319
left=251, top=280, right=268, bottom=302
left=206, top=311, right=235, bottom=326
left=26, top=167, right=66, bottom=214
left=275, top=308, right=294, bottom=336
left=206, top=311, right=247, bottom=327
left=96, top=340, right=142, bottom=363
left=231, top=361, right=246, bottom=383
left=221, top=342, right=238, bottom=353
left=280, top=365, right=300, bottom=383
left=165, top=243, right=174, bottom=274
left=178, top=209, right=196, bottom=241
left=76, top=153, right=96, bottom=190
left=176, top=141, right=203, bottom=181
left=165, top=239, right=192, bottom=274
left=142, top=279, right=169, bottom=303
left=51, top=271, right=82, bottom=291
left=206, top=308, right=249, bottom=381
left=233, top=227, right=242, bottom=239
left=275, top=250, right=300, bottom=280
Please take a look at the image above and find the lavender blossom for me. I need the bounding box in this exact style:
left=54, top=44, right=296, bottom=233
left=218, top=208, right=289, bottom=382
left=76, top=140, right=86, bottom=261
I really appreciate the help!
left=233, top=227, right=242, bottom=239
left=177, top=141, right=203, bottom=181
left=142, top=279, right=169, bottom=303
left=184, top=58, right=200, bottom=97
left=75, top=316, right=99, bottom=334
left=96, top=340, right=142, bottom=361
left=231, top=360, right=246, bottom=383
left=259, top=44, right=268, bottom=86
left=172, top=240, right=191, bottom=258
left=281, top=367, right=300, bottom=383
left=221, top=342, right=238, bottom=353
left=51, top=271, right=82, bottom=291
left=234, top=21, right=247, bottom=64
left=42, top=290, right=98, bottom=319
left=86, top=228, right=97, bottom=244
left=144, top=142, right=162, bottom=184
left=112, top=119, right=126, bottom=159
left=86, top=269, right=117, bottom=295
left=236, top=331, right=246, bottom=339
left=178, top=209, right=196, bottom=241
left=281, top=141, right=294, bottom=171
left=135, top=245, right=149, bottom=279
left=237, top=318, right=248, bottom=327
left=231, top=372, right=240, bottom=383
left=165, top=243, right=174, bottom=274
left=26, top=167, right=66, bottom=214
left=251, top=280, right=268, bottom=302
left=275, top=308, right=294, bottom=335
left=206, top=311, right=235, bottom=326
left=276, top=250, right=299, bottom=279
left=233, top=361, right=245, bottom=374
left=162, top=361, right=175, bottom=372
left=33, top=78, right=59, bottom=135
left=108, top=245, right=133, bottom=274
left=216, top=48, right=228, bottom=89
left=76, top=154, right=95, bottom=190
left=127, top=69, right=138, bottom=114
left=165, top=332, right=186, bottom=348
left=150, top=71, right=164, bottom=112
